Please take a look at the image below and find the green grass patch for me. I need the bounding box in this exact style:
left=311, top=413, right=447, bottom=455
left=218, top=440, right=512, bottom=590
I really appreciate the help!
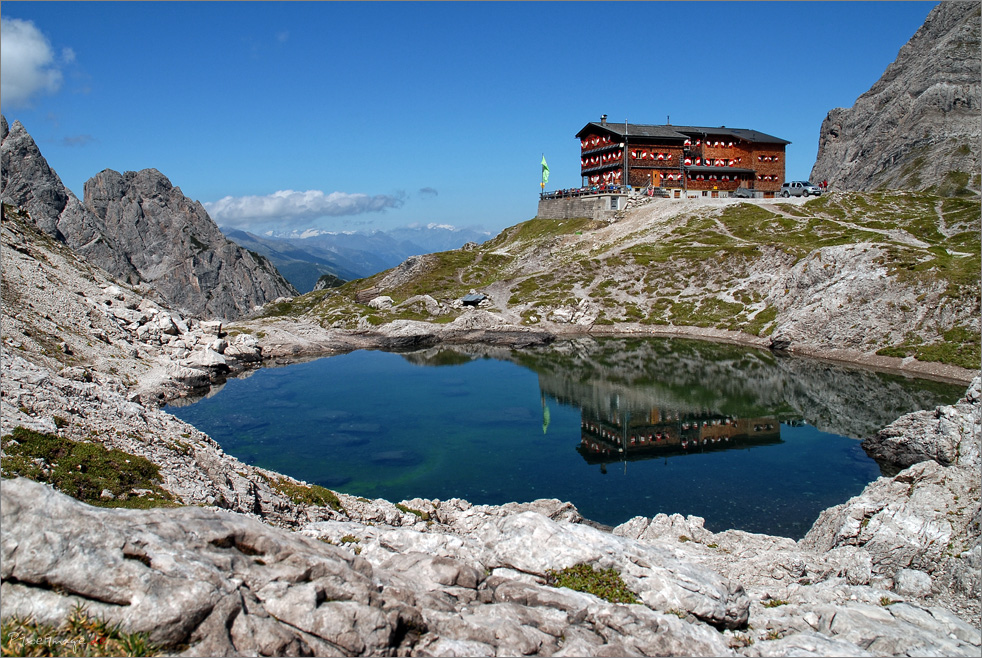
left=270, top=476, right=343, bottom=511
left=0, top=427, right=178, bottom=509
left=395, top=503, right=431, bottom=521
left=488, top=216, right=600, bottom=248
left=1, top=604, right=161, bottom=657
left=745, top=305, right=778, bottom=336
left=926, top=171, right=973, bottom=197
left=546, top=564, right=639, bottom=604
left=257, top=289, right=332, bottom=319
left=878, top=325, right=981, bottom=370
left=762, top=599, right=790, bottom=608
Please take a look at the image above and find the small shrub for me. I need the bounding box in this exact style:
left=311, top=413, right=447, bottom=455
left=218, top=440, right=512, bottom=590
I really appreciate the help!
left=545, top=564, right=639, bottom=604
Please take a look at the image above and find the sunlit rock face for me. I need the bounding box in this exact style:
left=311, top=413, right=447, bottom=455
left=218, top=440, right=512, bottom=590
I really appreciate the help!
left=810, top=2, right=981, bottom=193
left=82, top=167, right=297, bottom=321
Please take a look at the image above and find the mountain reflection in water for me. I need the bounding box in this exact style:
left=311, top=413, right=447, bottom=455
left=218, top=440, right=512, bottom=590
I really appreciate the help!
left=170, top=337, right=964, bottom=539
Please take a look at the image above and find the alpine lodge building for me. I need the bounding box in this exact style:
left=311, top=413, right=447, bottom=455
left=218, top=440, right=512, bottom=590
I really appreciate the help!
left=576, top=116, right=790, bottom=196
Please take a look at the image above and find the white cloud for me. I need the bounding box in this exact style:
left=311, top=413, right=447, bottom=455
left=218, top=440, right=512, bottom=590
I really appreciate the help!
left=62, top=134, right=95, bottom=147
left=204, top=189, right=406, bottom=229
left=0, top=18, right=64, bottom=108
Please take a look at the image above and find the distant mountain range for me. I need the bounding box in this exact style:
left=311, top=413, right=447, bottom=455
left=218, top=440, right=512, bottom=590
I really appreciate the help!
left=222, top=224, right=493, bottom=293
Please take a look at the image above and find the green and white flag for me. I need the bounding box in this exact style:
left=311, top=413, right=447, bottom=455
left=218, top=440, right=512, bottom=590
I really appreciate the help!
left=541, top=155, right=550, bottom=184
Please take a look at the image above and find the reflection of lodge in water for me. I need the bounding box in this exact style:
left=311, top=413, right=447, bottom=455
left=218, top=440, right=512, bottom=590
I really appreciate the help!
left=578, top=407, right=782, bottom=467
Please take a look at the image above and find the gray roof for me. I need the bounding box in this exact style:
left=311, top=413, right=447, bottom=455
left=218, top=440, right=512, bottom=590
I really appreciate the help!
left=577, top=122, right=688, bottom=141
left=577, top=122, right=790, bottom=145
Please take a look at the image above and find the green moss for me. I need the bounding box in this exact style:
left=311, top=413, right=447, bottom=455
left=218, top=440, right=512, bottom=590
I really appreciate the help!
left=0, top=427, right=178, bottom=508
left=1, top=604, right=162, bottom=657
left=395, top=503, right=431, bottom=521
left=762, top=599, right=790, bottom=608
left=745, top=305, right=778, bottom=336
left=270, top=477, right=343, bottom=511
left=546, top=564, right=639, bottom=604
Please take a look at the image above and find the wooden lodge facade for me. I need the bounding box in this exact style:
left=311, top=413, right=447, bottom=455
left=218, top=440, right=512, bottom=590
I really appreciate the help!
left=576, top=116, right=790, bottom=195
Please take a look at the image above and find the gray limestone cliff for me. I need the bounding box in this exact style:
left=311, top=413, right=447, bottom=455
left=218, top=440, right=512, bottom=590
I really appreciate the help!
left=0, top=116, right=141, bottom=283
left=809, top=2, right=981, bottom=194
left=82, top=167, right=297, bottom=320
left=1, top=116, right=297, bottom=320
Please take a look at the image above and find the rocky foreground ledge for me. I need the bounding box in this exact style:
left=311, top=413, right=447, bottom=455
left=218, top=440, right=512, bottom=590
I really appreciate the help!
left=2, top=377, right=980, bottom=656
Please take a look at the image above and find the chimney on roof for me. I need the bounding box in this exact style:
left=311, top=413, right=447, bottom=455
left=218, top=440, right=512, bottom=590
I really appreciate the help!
left=601, top=114, right=607, bottom=126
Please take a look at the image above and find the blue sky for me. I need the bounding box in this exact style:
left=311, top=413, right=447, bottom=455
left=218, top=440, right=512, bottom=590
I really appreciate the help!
left=2, top=1, right=937, bottom=235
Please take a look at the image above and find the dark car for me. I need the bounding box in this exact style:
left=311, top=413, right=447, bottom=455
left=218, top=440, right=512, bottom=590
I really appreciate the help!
left=730, top=187, right=755, bottom=198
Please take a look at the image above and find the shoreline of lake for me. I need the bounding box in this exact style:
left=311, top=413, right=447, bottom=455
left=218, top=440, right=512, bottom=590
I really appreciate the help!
left=173, top=341, right=949, bottom=539
left=235, top=312, right=978, bottom=386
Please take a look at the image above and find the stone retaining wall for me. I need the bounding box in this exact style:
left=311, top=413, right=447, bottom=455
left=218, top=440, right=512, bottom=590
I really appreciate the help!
left=537, top=195, right=616, bottom=221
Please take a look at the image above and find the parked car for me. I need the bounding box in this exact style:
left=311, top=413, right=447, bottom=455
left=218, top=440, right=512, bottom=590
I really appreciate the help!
left=780, top=181, right=823, bottom=197
left=731, top=187, right=755, bottom=198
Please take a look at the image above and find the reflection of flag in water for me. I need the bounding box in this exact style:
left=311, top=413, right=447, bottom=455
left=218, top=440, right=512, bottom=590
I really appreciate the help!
left=541, top=393, right=551, bottom=434
left=541, top=156, right=550, bottom=185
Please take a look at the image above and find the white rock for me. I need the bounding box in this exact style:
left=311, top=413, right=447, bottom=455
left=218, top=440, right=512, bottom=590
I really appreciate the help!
left=894, top=568, right=933, bottom=598
left=368, top=295, right=394, bottom=310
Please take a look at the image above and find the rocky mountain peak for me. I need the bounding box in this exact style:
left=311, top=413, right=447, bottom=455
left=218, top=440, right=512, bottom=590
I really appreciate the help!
left=1, top=116, right=297, bottom=321
left=810, top=1, right=981, bottom=194
left=1, top=116, right=73, bottom=238
left=1, top=116, right=142, bottom=282
left=82, top=166, right=298, bottom=320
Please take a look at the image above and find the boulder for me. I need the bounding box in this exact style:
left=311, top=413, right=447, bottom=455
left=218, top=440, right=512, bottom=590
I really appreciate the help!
left=368, top=295, right=394, bottom=310
left=0, top=478, right=421, bottom=655
left=863, top=376, right=981, bottom=469
left=894, top=568, right=933, bottom=598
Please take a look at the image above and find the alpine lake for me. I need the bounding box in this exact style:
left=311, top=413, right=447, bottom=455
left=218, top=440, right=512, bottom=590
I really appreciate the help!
left=168, top=336, right=965, bottom=539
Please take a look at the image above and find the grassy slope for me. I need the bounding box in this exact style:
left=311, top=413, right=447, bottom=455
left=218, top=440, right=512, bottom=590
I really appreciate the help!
left=253, top=192, right=981, bottom=370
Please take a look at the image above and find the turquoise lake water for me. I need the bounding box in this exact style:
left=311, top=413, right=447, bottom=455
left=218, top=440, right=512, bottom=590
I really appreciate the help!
left=169, top=337, right=965, bottom=539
